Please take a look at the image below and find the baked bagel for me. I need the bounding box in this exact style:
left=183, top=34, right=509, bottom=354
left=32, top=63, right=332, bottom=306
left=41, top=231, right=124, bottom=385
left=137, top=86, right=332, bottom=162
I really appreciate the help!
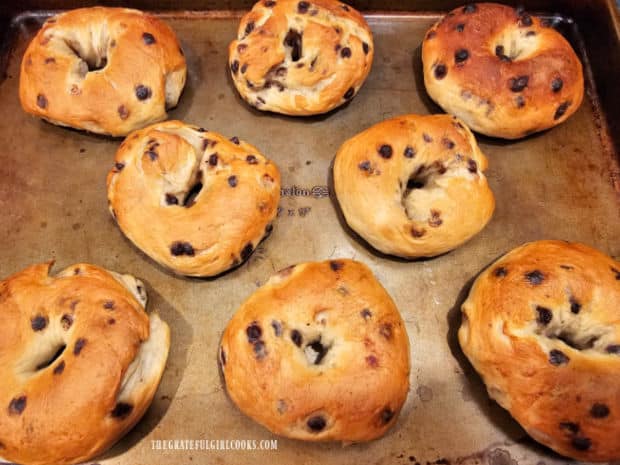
left=422, top=3, right=584, bottom=139
left=220, top=259, right=410, bottom=442
left=333, top=114, right=495, bottom=258
left=228, top=0, right=374, bottom=115
left=459, top=241, right=620, bottom=461
left=19, top=7, right=186, bottom=136
left=0, top=262, right=170, bottom=465
left=107, top=120, right=281, bottom=277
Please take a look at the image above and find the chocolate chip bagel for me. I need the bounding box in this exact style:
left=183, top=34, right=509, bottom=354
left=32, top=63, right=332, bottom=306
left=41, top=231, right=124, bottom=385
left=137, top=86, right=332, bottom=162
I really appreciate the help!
left=220, top=259, right=410, bottom=442
left=107, top=120, right=281, bottom=277
left=459, top=241, right=620, bottom=461
left=229, top=0, right=374, bottom=115
left=0, top=262, right=170, bottom=465
left=422, top=3, right=584, bottom=139
left=19, top=7, right=186, bottom=136
left=333, top=114, right=495, bottom=258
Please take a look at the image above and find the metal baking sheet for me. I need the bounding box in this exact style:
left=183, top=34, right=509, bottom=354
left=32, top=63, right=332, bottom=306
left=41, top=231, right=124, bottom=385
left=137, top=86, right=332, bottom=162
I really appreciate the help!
left=0, top=4, right=619, bottom=465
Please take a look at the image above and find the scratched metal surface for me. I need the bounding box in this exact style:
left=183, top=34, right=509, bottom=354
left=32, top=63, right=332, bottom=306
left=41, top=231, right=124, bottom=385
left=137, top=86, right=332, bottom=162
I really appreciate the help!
left=0, top=9, right=619, bottom=465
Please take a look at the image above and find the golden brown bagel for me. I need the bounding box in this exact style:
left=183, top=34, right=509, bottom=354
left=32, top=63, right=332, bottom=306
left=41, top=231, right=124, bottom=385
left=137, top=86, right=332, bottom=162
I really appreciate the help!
left=459, top=241, right=620, bottom=461
left=422, top=3, right=584, bottom=139
left=220, top=259, right=410, bottom=442
left=19, top=7, right=186, bottom=136
left=0, top=262, right=170, bottom=465
left=107, top=120, right=281, bottom=277
left=333, top=114, right=495, bottom=258
left=228, top=0, right=374, bottom=115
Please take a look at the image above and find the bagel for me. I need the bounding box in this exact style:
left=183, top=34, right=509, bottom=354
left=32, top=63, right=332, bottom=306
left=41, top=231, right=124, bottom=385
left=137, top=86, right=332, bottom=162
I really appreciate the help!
left=333, top=114, right=495, bottom=258
left=107, top=120, right=281, bottom=277
left=220, top=259, right=410, bottom=442
left=459, top=241, right=620, bottom=461
left=422, top=3, right=584, bottom=139
left=228, top=0, right=374, bottom=115
left=0, top=262, right=170, bottom=465
left=19, top=7, right=186, bottom=136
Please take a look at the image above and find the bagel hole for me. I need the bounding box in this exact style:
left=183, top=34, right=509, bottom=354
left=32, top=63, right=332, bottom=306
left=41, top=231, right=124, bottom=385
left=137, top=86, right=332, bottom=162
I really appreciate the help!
left=492, top=28, right=539, bottom=61
left=182, top=182, right=203, bottom=208
left=64, top=38, right=109, bottom=74
left=284, top=29, right=303, bottom=62
left=35, top=343, right=66, bottom=371
left=304, top=337, right=330, bottom=365
left=535, top=317, right=609, bottom=353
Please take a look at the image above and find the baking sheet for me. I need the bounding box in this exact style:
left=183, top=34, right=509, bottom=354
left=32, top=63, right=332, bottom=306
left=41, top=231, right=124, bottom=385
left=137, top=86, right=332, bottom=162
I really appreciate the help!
left=0, top=8, right=619, bottom=465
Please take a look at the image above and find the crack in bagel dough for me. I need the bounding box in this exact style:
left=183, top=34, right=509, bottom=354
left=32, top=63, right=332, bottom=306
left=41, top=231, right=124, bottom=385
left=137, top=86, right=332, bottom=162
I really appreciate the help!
left=459, top=241, right=620, bottom=462
left=333, top=114, right=495, bottom=258
left=19, top=7, right=187, bottom=136
left=422, top=3, right=584, bottom=139
left=0, top=262, right=170, bottom=465
left=228, top=0, right=374, bottom=115
left=107, top=120, right=281, bottom=277
left=220, top=259, right=410, bottom=442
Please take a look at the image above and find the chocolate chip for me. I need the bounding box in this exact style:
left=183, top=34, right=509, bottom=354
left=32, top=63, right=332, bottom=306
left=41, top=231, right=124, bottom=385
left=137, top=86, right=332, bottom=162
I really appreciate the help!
left=271, top=320, right=282, bottom=337
left=166, top=194, right=179, bottom=205
left=463, top=4, right=477, bottom=13
left=307, top=416, right=326, bottom=431
left=111, top=402, right=133, bottom=419
left=142, top=32, right=156, bottom=45
left=467, top=159, right=478, bottom=173
left=494, top=267, right=508, bottom=277
left=423, top=133, right=433, bottom=143
left=340, top=47, right=352, bottom=58
left=298, top=1, right=310, bottom=13
left=208, top=153, right=218, bottom=166
left=404, top=146, right=416, bottom=158
left=330, top=260, right=343, bottom=271
left=245, top=22, right=255, bottom=35
left=240, top=63, right=248, bottom=74
left=378, top=144, right=393, bottom=159
left=253, top=340, right=267, bottom=359
left=341, top=4, right=350, bottom=11
left=358, top=160, right=371, bottom=171
left=284, top=29, right=303, bottom=62
left=246, top=323, right=262, bottom=342
left=61, top=314, right=73, bottom=330
left=381, top=408, right=394, bottom=423
left=380, top=323, right=393, bottom=339
left=495, top=45, right=511, bottom=62
left=37, top=94, right=47, bottom=109
left=361, top=308, right=372, bottom=319
left=509, top=75, right=529, bottom=92
left=442, top=138, right=455, bottom=149
left=73, top=338, right=87, bottom=355
left=434, top=64, right=447, bottom=79
left=135, top=85, right=152, bottom=100
left=344, top=87, right=355, bottom=99
left=363, top=42, right=370, bottom=54
left=591, top=403, right=610, bottom=418
left=241, top=243, right=254, bottom=261
left=606, top=344, right=620, bottom=354
left=31, top=314, right=48, bottom=331
left=170, top=241, right=195, bottom=256
left=555, top=101, right=570, bottom=120
left=612, top=267, right=620, bottom=280
left=146, top=150, right=158, bottom=161
left=526, top=30, right=536, bottom=37
left=525, top=270, right=545, bottom=285
left=230, top=136, right=240, bottom=145
left=366, top=355, right=379, bottom=367
left=108, top=318, right=116, bottom=325
left=536, top=306, right=553, bottom=325
left=560, top=421, right=580, bottom=434
left=265, top=0, right=276, bottom=6
left=117, top=105, right=129, bottom=120
left=8, top=396, right=26, bottom=415
left=551, top=78, right=563, bottom=93
left=429, top=209, right=442, bottom=227
left=53, top=360, right=65, bottom=375
left=228, top=175, right=238, bottom=187
left=560, top=264, right=574, bottom=270
left=455, top=23, right=465, bottom=32
left=519, top=14, right=533, bottom=27
left=44, top=57, right=56, bottom=64
left=246, top=155, right=258, bottom=164
left=549, top=349, right=569, bottom=366
left=411, top=226, right=426, bottom=238
left=571, top=437, right=591, bottom=451
left=569, top=297, right=581, bottom=314
left=455, top=49, right=469, bottom=64
left=291, top=329, right=303, bottom=347
left=231, top=60, right=239, bottom=74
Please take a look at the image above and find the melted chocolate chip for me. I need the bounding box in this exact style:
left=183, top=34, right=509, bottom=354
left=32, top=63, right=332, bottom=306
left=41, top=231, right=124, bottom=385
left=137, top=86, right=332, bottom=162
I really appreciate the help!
left=525, top=270, right=545, bottom=285
left=209, top=153, right=218, bottom=166
left=494, top=267, right=508, bottom=277
left=344, top=87, right=355, bottom=100
left=552, top=78, right=563, bottom=93
left=271, top=320, right=282, bottom=337
left=555, top=101, right=570, bottom=120
left=307, top=415, right=326, bottom=431
left=231, top=60, right=239, bottom=74
left=240, top=63, right=248, bottom=74
left=228, top=175, right=238, bottom=187
left=455, top=23, right=465, bottom=32
left=358, top=160, right=371, bottom=171
left=247, top=323, right=262, bottom=342
left=340, top=47, right=352, bottom=58
left=146, top=150, right=158, bottom=161
left=142, top=32, right=156, bottom=45
left=135, top=85, right=152, bottom=100
left=495, top=45, right=511, bottom=62
left=560, top=421, right=580, bottom=434
left=298, top=1, right=309, bottom=13
left=463, top=4, right=477, bottom=13
left=241, top=243, right=254, bottom=261
left=264, top=0, right=276, bottom=6
left=246, top=155, right=258, bottom=164
left=381, top=408, right=394, bottom=423
left=170, top=241, right=195, bottom=256
left=606, top=344, right=620, bottom=354
left=378, top=144, right=393, bottom=159
left=519, top=14, right=533, bottom=27
left=61, top=314, right=73, bottom=330
left=245, top=22, right=255, bottom=35
left=8, top=396, right=26, bottom=415
left=570, top=297, right=581, bottom=314
left=380, top=323, right=393, bottom=340
left=363, top=42, right=370, bottom=54
left=411, top=226, right=426, bottom=238
left=442, top=138, right=455, bottom=149
left=549, top=349, right=569, bottom=366
left=73, top=338, right=87, bottom=355
left=111, top=402, right=133, bottom=419
left=467, top=159, right=478, bottom=173
left=423, top=133, right=433, bottom=143
left=612, top=267, right=620, bottom=280
left=230, top=136, right=240, bottom=145
left=536, top=306, right=553, bottom=325
left=571, top=437, right=591, bottom=451
left=404, top=146, right=416, bottom=158
left=429, top=210, right=443, bottom=227
left=361, top=308, right=372, bottom=319
left=366, top=355, right=378, bottom=367
left=166, top=194, right=179, bottom=205
left=53, top=360, right=65, bottom=375
left=516, top=96, right=525, bottom=108
left=37, top=94, right=47, bottom=109
left=330, top=260, right=343, bottom=271
left=284, top=29, right=303, bottom=62
left=434, top=64, right=447, bottom=79
left=103, top=300, right=115, bottom=310
left=291, top=329, right=303, bottom=347
left=31, top=315, right=48, bottom=331
left=455, top=49, right=469, bottom=64
left=253, top=340, right=267, bottom=359
left=590, top=403, right=610, bottom=418
left=509, top=75, right=529, bottom=92
left=117, top=105, right=129, bottom=120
